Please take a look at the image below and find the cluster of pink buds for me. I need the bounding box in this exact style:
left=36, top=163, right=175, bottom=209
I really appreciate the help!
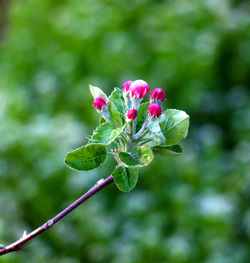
left=90, top=80, right=167, bottom=145
left=93, top=97, right=110, bottom=118
left=122, top=79, right=150, bottom=111
left=148, top=89, right=165, bottom=118
left=122, top=79, right=165, bottom=122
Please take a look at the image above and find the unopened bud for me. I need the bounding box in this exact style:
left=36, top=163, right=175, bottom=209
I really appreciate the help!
left=130, top=80, right=150, bottom=99
left=93, top=97, right=110, bottom=118
left=93, top=97, right=107, bottom=110
left=127, top=109, right=138, bottom=120
left=148, top=103, right=162, bottom=118
left=150, top=88, right=165, bottom=103
left=122, top=81, right=133, bottom=109
left=122, top=80, right=133, bottom=92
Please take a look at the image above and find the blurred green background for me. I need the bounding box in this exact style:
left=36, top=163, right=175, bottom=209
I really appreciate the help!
left=0, top=0, right=249, bottom=262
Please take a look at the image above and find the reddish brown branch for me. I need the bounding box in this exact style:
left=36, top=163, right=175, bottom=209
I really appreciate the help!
left=0, top=175, right=114, bottom=256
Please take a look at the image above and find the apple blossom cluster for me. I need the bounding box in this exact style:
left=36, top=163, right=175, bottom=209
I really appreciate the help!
left=92, top=79, right=168, bottom=146
left=65, top=79, right=189, bottom=192
left=93, top=79, right=165, bottom=121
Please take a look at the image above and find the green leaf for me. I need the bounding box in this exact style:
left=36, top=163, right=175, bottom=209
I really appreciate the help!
left=112, top=166, right=139, bottom=192
left=136, top=102, right=149, bottom=133
left=65, top=144, right=107, bottom=171
left=118, top=145, right=154, bottom=168
left=89, top=85, right=108, bottom=101
left=108, top=101, right=123, bottom=126
left=152, top=134, right=166, bottom=146
left=109, top=87, right=126, bottom=114
left=152, top=144, right=183, bottom=156
left=159, top=109, right=190, bottom=145
left=88, top=121, right=123, bottom=145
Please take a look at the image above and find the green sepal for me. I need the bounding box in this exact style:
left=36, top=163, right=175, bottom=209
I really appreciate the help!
left=89, top=85, right=108, bottom=100
left=118, top=145, right=154, bottom=168
left=148, top=118, right=161, bottom=134
left=88, top=121, right=124, bottom=145
left=152, top=144, right=183, bottom=156
left=109, top=87, right=126, bottom=115
left=65, top=144, right=107, bottom=171
left=112, top=166, right=139, bottom=192
left=136, top=102, right=149, bottom=133
left=147, top=118, right=165, bottom=146
left=159, top=109, right=189, bottom=145
left=108, top=101, right=123, bottom=126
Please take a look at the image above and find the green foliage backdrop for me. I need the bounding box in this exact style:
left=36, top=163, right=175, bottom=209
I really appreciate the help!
left=0, top=0, right=249, bottom=262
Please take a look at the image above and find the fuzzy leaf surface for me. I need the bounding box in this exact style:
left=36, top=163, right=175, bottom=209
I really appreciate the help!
left=147, top=118, right=166, bottom=146
left=152, top=144, right=183, bottom=156
left=89, top=85, right=108, bottom=100
left=136, top=102, right=149, bottom=133
left=65, top=144, right=107, bottom=171
left=159, top=109, right=189, bottom=145
left=112, top=166, right=139, bottom=192
left=88, top=121, right=123, bottom=145
left=109, top=87, right=126, bottom=114
left=108, top=101, right=123, bottom=126
left=118, top=145, right=154, bottom=168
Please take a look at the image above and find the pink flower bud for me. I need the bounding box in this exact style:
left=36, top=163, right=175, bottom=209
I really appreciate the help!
left=148, top=103, right=162, bottom=118
left=150, top=88, right=166, bottom=102
left=93, top=97, right=107, bottom=110
left=122, top=80, right=133, bottom=92
left=127, top=109, right=138, bottom=120
left=130, top=80, right=150, bottom=99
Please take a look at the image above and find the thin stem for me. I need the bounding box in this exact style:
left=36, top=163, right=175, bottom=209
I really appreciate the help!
left=129, top=121, right=133, bottom=137
left=118, top=139, right=125, bottom=151
left=137, top=138, right=153, bottom=146
left=107, top=152, right=116, bottom=156
left=113, top=140, right=120, bottom=151
left=113, top=154, right=122, bottom=165
left=0, top=175, right=114, bottom=256
left=120, top=133, right=128, bottom=146
left=132, top=119, right=137, bottom=136
left=134, top=117, right=148, bottom=140
left=137, top=128, right=149, bottom=141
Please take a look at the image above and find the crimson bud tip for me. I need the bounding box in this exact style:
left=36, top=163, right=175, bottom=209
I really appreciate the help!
left=148, top=103, right=162, bottom=118
left=127, top=109, right=138, bottom=120
left=93, top=97, right=107, bottom=110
